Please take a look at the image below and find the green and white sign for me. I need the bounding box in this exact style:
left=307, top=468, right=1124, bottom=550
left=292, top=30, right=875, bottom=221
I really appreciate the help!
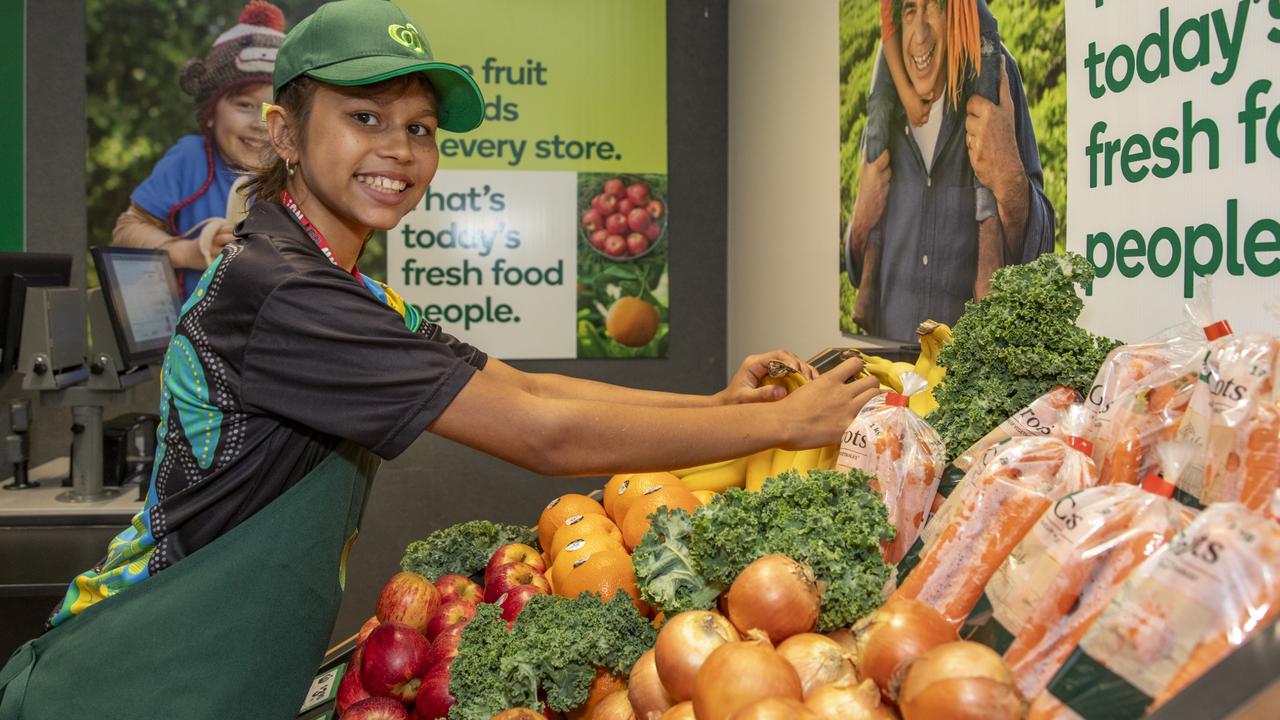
left=395, top=0, right=669, bottom=359
left=1068, top=0, right=1280, bottom=340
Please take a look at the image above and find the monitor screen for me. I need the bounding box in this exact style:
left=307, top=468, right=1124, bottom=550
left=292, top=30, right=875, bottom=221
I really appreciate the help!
left=91, top=247, right=182, bottom=368
left=0, top=253, right=74, bottom=371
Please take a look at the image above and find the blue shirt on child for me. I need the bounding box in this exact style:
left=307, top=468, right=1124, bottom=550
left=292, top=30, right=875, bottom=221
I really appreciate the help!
left=130, top=134, right=247, bottom=299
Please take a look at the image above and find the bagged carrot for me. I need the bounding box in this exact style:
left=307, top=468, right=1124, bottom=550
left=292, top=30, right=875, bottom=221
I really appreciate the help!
left=836, top=371, right=946, bottom=563
left=891, top=406, right=1099, bottom=627
left=1031, top=497, right=1280, bottom=719
left=1089, top=358, right=1200, bottom=487
left=964, top=442, right=1197, bottom=701
left=1085, top=324, right=1203, bottom=417
left=1175, top=332, right=1279, bottom=507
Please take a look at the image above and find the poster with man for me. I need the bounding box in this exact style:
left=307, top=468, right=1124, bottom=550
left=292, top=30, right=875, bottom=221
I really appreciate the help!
left=839, top=0, right=1064, bottom=341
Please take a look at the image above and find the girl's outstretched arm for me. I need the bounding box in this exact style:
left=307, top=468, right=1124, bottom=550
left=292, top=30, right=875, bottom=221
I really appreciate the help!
left=429, top=356, right=878, bottom=476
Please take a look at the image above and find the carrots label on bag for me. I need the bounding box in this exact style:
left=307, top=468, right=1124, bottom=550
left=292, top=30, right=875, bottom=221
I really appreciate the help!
left=836, top=417, right=885, bottom=472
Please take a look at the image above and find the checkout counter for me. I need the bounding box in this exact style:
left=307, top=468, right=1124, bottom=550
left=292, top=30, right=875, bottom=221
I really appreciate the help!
left=0, top=247, right=178, bottom=655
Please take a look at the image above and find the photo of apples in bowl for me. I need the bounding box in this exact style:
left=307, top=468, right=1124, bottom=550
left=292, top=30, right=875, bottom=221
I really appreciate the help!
left=578, top=173, right=667, bottom=261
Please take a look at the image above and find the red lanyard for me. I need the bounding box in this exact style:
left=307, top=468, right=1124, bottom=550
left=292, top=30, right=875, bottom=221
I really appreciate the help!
left=280, top=190, right=362, bottom=282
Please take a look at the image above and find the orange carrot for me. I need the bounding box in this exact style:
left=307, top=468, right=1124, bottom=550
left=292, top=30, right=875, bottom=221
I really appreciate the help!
left=1153, top=600, right=1280, bottom=709
left=945, top=0, right=981, bottom=109
left=1101, top=427, right=1142, bottom=485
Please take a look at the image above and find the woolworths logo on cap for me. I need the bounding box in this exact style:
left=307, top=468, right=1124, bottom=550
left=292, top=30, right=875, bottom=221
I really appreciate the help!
left=388, top=23, right=425, bottom=54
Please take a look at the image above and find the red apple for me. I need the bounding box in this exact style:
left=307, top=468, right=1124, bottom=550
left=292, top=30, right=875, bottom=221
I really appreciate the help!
left=625, top=182, right=650, bottom=205
left=343, top=696, right=409, bottom=720
left=603, top=234, right=627, bottom=257
left=604, top=212, right=629, bottom=236
left=498, top=584, right=547, bottom=625
left=337, top=659, right=372, bottom=713
left=626, top=233, right=649, bottom=257
left=375, top=572, right=440, bottom=634
left=412, top=658, right=457, bottom=720
left=483, top=562, right=552, bottom=603
left=425, top=599, right=477, bottom=641
left=433, top=574, right=482, bottom=606
left=603, top=178, right=625, bottom=197
left=646, top=199, right=664, bottom=220
left=626, top=207, right=651, bottom=233
left=426, top=623, right=464, bottom=669
left=581, top=209, right=603, bottom=232
left=356, top=615, right=380, bottom=646
left=361, top=622, right=433, bottom=703
left=484, top=544, right=547, bottom=584
left=590, top=228, right=609, bottom=250
left=617, top=198, right=636, bottom=215
left=644, top=222, right=661, bottom=242
left=593, top=193, right=619, bottom=217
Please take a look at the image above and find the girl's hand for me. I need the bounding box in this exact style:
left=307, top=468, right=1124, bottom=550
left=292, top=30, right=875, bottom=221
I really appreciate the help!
left=719, top=349, right=818, bottom=404
left=210, top=219, right=238, bottom=253
left=780, top=356, right=882, bottom=449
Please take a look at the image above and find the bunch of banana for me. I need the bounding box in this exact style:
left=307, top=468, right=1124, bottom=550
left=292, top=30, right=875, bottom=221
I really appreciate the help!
left=860, top=353, right=917, bottom=394
left=910, top=320, right=953, bottom=416
left=671, top=455, right=750, bottom=492
left=761, top=360, right=806, bottom=394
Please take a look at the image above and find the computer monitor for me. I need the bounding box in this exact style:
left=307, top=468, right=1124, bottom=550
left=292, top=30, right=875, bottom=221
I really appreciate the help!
left=91, top=246, right=182, bottom=368
left=0, top=253, right=74, bottom=371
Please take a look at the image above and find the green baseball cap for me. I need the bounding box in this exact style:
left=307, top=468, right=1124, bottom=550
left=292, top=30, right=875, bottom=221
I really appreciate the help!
left=273, top=0, right=483, bottom=132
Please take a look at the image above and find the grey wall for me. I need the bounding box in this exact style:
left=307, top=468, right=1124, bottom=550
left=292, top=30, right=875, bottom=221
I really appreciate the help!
left=3, top=0, right=729, bottom=651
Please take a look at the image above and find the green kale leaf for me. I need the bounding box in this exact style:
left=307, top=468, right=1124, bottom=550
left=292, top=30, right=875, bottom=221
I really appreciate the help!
left=689, top=468, right=894, bottom=631
left=448, top=593, right=657, bottom=719
left=930, top=252, right=1122, bottom=458
left=632, top=506, right=725, bottom=616
left=401, top=520, right=538, bottom=582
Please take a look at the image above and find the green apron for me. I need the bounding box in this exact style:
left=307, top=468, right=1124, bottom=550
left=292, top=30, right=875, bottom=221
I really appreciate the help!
left=0, top=443, right=378, bottom=719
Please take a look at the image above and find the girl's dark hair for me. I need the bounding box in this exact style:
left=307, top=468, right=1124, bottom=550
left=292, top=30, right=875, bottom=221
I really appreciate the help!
left=246, top=73, right=438, bottom=205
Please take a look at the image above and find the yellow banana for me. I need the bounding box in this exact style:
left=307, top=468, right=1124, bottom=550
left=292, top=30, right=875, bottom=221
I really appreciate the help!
left=789, top=447, right=825, bottom=476
left=679, top=456, right=749, bottom=492
left=861, top=353, right=904, bottom=393
left=889, top=361, right=917, bottom=389
left=744, top=449, right=775, bottom=492
left=768, top=449, right=798, bottom=479
left=909, top=320, right=952, bottom=417
left=762, top=360, right=807, bottom=395
left=670, top=457, right=739, bottom=479
left=816, top=443, right=839, bottom=470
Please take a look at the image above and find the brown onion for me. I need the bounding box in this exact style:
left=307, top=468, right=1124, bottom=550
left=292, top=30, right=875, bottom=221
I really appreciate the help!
left=776, top=633, right=857, bottom=698
left=805, top=678, right=898, bottom=720
left=692, top=631, right=804, bottom=720
left=825, top=627, right=858, bottom=656
left=655, top=610, right=741, bottom=701
left=658, top=702, right=695, bottom=720
left=629, top=649, right=674, bottom=719
left=727, top=697, right=820, bottom=720
left=589, top=689, right=636, bottom=720
left=852, top=598, right=957, bottom=698
left=897, top=641, right=1023, bottom=720
left=723, top=555, right=821, bottom=643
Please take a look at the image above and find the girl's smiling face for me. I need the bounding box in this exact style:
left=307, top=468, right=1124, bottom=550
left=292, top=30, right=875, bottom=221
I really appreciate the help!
left=213, top=83, right=273, bottom=171
left=280, top=77, right=439, bottom=248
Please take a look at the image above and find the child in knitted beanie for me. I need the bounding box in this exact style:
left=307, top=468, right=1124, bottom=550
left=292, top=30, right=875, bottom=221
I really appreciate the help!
left=111, top=1, right=286, bottom=300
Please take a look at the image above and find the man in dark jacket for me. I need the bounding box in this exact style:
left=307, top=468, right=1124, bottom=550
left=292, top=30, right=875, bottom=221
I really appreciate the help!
left=846, top=0, right=1056, bottom=340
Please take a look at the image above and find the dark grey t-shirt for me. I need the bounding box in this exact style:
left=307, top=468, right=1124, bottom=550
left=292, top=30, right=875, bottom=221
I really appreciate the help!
left=49, top=201, right=486, bottom=627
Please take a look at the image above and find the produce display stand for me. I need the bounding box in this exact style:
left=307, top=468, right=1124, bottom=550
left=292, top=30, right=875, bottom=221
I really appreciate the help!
left=297, top=639, right=359, bottom=720
left=1147, top=621, right=1280, bottom=720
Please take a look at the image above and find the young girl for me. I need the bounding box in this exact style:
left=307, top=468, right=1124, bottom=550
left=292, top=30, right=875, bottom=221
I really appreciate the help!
left=111, top=1, right=285, bottom=300
left=0, top=1, right=880, bottom=715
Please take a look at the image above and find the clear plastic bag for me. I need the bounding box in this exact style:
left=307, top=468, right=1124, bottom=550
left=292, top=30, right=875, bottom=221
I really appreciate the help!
left=1085, top=324, right=1204, bottom=417
left=837, top=372, right=947, bottom=563
left=969, top=443, right=1197, bottom=700
left=1194, top=335, right=1280, bottom=507
left=1090, top=360, right=1200, bottom=487
left=892, top=406, right=1100, bottom=627
left=1032, top=498, right=1280, bottom=719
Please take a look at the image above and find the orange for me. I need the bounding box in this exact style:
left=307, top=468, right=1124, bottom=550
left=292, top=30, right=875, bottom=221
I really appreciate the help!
left=550, top=534, right=628, bottom=590
left=611, top=472, right=681, bottom=525
left=602, top=474, right=633, bottom=519
left=537, top=493, right=606, bottom=550
left=548, top=514, right=623, bottom=560
left=606, top=296, right=660, bottom=347
left=565, top=669, right=629, bottom=720
left=621, top=485, right=701, bottom=550
left=692, top=490, right=717, bottom=506
left=556, top=548, right=647, bottom=614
